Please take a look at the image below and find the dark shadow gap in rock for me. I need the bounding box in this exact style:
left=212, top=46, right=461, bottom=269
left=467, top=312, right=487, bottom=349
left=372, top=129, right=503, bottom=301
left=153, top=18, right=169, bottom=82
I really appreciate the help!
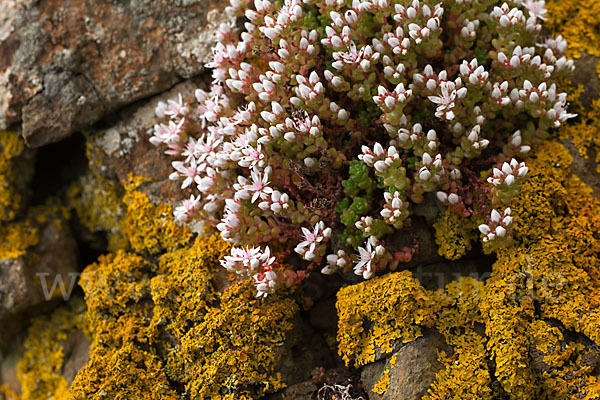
left=29, top=132, right=88, bottom=206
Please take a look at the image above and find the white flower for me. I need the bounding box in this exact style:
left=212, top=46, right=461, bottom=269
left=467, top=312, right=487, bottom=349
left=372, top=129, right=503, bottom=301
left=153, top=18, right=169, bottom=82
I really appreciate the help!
left=428, top=81, right=457, bottom=120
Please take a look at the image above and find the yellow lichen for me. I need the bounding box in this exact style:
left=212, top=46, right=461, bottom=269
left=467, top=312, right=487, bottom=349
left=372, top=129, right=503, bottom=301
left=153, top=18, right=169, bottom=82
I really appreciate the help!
left=66, top=172, right=128, bottom=251
left=71, top=232, right=298, bottom=399
left=372, top=354, right=397, bottom=395
left=16, top=301, right=85, bottom=400
left=372, top=369, right=390, bottom=395
left=122, top=175, right=192, bottom=254
left=338, top=139, right=600, bottom=397
left=0, top=204, right=68, bottom=260
left=425, top=278, right=493, bottom=400
left=546, top=0, right=600, bottom=58
left=151, top=234, right=231, bottom=337
left=170, top=279, right=297, bottom=398
left=0, top=385, right=19, bottom=400
left=433, top=210, right=478, bottom=260
left=336, top=270, right=437, bottom=367
left=0, top=131, right=26, bottom=222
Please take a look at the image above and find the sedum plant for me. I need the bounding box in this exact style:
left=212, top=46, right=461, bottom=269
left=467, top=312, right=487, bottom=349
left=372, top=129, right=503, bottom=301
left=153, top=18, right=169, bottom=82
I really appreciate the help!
left=150, top=0, right=574, bottom=296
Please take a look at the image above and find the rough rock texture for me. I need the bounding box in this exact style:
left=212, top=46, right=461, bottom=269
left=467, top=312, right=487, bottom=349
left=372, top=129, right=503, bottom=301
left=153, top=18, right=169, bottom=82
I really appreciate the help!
left=86, top=79, right=203, bottom=204
left=276, top=315, right=336, bottom=387
left=563, top=138, right=600, bottom=199
left=60, top=330, right=91, bottom=385
left=414, top=258, right=493, bottom=291
left=570, top=54, right=600, bottom=112
left=0, top=209, right=77, bottom=333
left=0, top=0, right=229, bottom=147
left=361, top=332, right=448, bottom=400
left=265, top=382, right=317, bottom=400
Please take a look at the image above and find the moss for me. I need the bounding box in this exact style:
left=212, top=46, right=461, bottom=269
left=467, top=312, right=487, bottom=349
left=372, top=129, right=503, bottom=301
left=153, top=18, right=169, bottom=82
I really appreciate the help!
left=433, top=210, right=479, bottom=260
left=0, top=131, right=26, bottom=222
left=66, top=172, right=128, bottom=251
left=16, top=301, right=85, bottom=400
left=122, top=175, right=192, bottom=254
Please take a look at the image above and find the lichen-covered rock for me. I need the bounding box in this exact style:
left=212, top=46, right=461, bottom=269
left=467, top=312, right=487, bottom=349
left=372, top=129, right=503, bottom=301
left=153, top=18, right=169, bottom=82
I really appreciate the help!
left=0, top=0, right=230, bottom=147
left=0, top=204, right=77, bottom=327
left=0, top=131, right=34, bottom=222
left=336, top=140, right=600, bottom=399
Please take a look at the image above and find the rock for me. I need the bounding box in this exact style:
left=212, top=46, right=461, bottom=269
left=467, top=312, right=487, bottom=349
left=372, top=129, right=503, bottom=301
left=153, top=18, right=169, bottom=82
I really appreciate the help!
left=389, top=216, right=442, bottom=267
left=309, top=298, right=338, bottom=331
left=361, top=332, right=448, bottom=400
left=0, top=0, right=230, bottom=147
left=412, top=192, right=444, bottom=225
left=265, top=381, right=317, bottom=400
left=0, top=130, right=35, bottom=222
left=276, top=315, right=336, bottom=387
left=562, top=139, right=600, bottom=200
left=0, top=206, right=78, bottom=341
left=570, top=54, right=599, bottom=112
left=86, top=79, right=204, bottom=204
left=0, top=299, right=88, bottom=395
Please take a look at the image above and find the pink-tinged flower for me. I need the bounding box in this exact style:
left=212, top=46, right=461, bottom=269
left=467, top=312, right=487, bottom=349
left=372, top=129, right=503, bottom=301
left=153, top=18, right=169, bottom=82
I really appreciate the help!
left=150, top=118, right=185, bottom=147
left=248, top=167, right=273, bottom=203
left=294, top=221, right=332, bottom=261
left=322, top=250, right=351, bottom=274
left=239, top=143, right=266, bottom=168
left=174, top=194, right=202, bottom=222
left=354, top=236, right=386, bottom=279
left=221, top=245, right=272, bottom=275
left=170, top=157, right=202, bottom=189
left=355, top=239, right=376, bottom=279
left=217, top=199, right=244, bottom=241
left=332, top=42, right=379, bottom=71
left=182, top=133, right=222, bottom=164
left=155, top=101, right=168, bottom=118
left=524, top=0, right=547, bottom=21
left=164, top=93, right=189, bottom=118
left=479, top=208, right=513, bottom=243
left=380, top=191, right=409, bottom=227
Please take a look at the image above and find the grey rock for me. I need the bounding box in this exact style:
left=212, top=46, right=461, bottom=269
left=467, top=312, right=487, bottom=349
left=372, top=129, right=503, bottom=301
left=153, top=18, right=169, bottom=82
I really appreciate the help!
left=562, top=139, right=600, bottom=200
left=276, top=315, right=336, bottom=387
left=361, top=332, right=448, bottom=400
left=570, top=54, right=599, bottom=112
left=0, top=207, right=77, bottom=328
left=0, top=0, right=230, bottom=147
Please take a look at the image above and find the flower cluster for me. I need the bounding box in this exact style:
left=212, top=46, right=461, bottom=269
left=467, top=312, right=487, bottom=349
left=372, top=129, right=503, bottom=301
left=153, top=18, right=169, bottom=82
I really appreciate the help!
left=221, top=245, right=306, bottom=296
left=150, top=0, right=574, bottom=295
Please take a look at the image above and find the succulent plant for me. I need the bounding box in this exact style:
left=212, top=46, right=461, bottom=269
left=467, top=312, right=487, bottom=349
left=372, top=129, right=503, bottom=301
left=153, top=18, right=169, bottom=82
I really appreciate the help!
left=150, top=0, right=574, bottom=295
